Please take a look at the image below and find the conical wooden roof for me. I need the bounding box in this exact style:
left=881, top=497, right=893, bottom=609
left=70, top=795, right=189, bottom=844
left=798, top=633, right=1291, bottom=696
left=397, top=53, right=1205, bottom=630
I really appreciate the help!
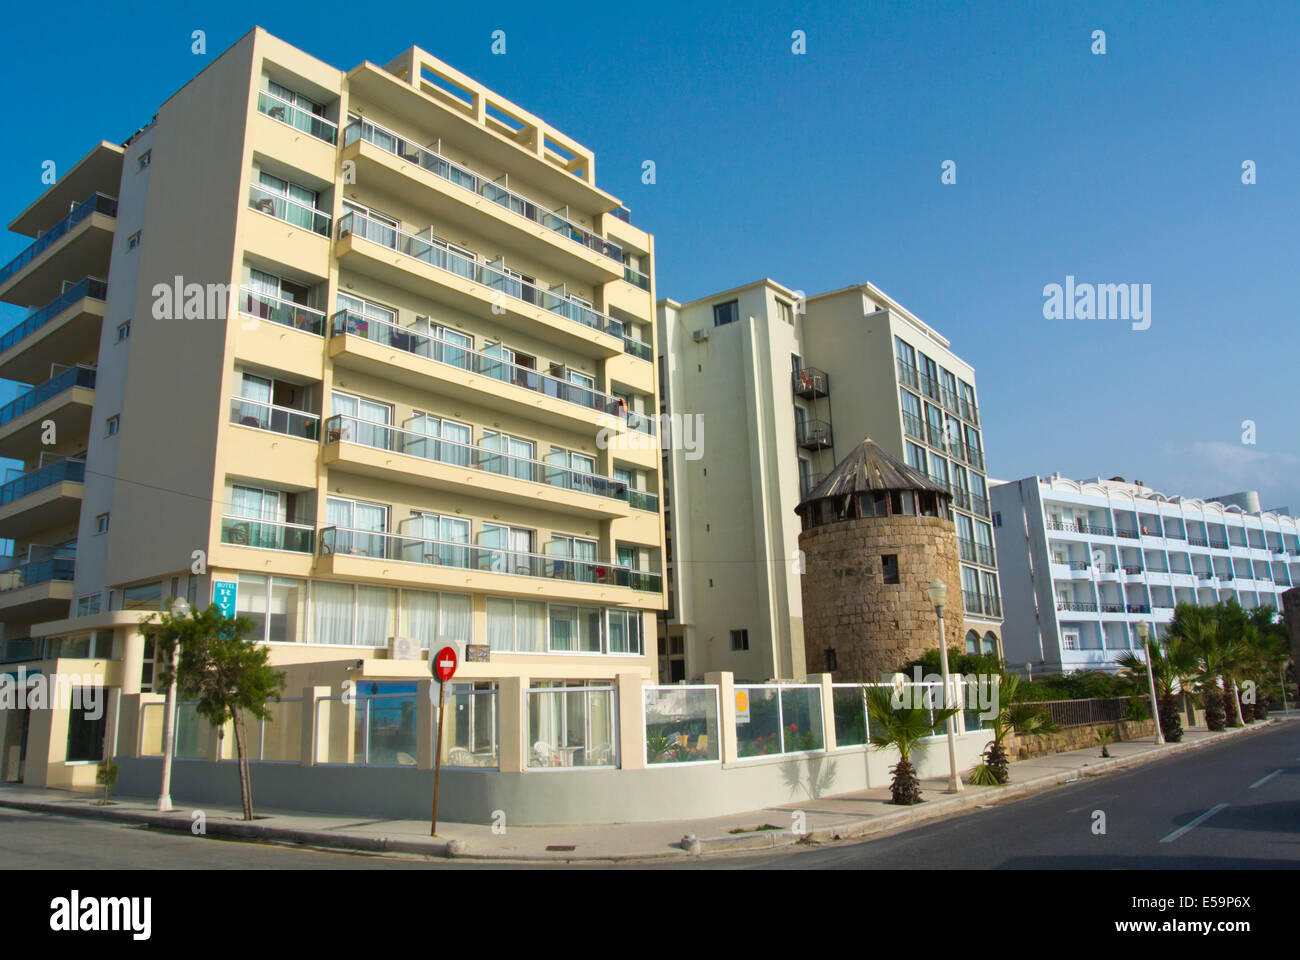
left=800, top=437, right=948, bottom=504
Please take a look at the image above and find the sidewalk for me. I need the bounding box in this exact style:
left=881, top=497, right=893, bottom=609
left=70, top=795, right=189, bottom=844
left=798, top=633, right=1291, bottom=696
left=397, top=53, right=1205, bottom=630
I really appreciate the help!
left=0, top=718, right=1283, bottom=863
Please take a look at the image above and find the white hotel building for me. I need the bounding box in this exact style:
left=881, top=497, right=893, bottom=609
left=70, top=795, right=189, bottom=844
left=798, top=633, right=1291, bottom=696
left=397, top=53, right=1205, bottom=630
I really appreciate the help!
left=991, top=475, right=1300, bottom=674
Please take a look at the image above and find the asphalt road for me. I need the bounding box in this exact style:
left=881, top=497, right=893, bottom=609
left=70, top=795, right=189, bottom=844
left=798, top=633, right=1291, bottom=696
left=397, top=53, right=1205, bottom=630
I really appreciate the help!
left=712, top=720, right=1300, bottom=869
left=1, top=722, right=1296, bottom=870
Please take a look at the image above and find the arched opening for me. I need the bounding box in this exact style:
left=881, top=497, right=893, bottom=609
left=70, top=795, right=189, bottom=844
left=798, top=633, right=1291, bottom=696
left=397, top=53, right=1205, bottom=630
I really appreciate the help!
left=965, top=629, right=980, bottom=655
left=981, top=631, right=998, bottom=656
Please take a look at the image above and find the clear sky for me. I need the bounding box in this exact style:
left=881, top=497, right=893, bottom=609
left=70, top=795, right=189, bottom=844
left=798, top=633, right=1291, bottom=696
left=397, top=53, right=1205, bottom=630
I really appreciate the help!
left=1, top=0, right=1296, bottom=509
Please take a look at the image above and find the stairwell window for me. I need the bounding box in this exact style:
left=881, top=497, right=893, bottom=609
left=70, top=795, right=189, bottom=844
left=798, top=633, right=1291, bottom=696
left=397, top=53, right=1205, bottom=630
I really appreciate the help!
left=127, top=231, right=142, bottom=250
left=115, top=320, right=130, bottom=343
left=882, top=554, right=900, bottom=584
left=95, top=513, right=109, bottom=535
left=138, top=150, right=152, bottom=171
left=105, top=415, right=120, bottom=437
left=713, top=300, right=739, bottom=326
left=730, top=629, right=749, bottom=651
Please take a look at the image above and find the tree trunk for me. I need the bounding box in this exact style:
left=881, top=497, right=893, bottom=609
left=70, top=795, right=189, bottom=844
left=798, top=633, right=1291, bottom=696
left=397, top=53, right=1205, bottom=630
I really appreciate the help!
left=1225, top=678, right=1242, bottom=726
left=231, top=706, right=253, bottom=821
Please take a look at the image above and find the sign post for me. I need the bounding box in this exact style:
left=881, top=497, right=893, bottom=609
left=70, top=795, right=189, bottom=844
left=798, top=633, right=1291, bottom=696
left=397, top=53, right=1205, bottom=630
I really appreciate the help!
left=430, top=645, right=458, bottom=836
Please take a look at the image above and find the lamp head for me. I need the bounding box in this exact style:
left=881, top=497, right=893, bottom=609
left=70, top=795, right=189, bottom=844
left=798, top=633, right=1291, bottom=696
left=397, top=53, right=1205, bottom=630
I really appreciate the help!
left=170, top=598, right=192, bottom=619
left=926, top=578, right=948, bottom=608
left=1136, top=620, right=1150, bottom=641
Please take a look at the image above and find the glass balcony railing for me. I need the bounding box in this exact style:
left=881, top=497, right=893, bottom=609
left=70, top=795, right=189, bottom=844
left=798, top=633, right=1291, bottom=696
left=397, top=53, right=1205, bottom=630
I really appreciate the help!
left=319, top=526, right=662, bottom=592
left=256, top=89, right=338, bottom=144
left=627, top=489, right=660, bottom=513
left=329, top=311, right=624, bottom=417
left=624, top=265, right=650, bottom=290
left=220, top=516, right=314, bottom=553
left=623, top=337, right=652, bottom=362
left=247, top=185, right=331, bottom=236
left=324, top=413, right=631, bottom=502
left=0, top=550, right=75, bottom=593
left=0, top=277, right=107, bottom=356
left=0, top=365, right=96, bottom=428
left=344, top=118, right=623, bottom=263
left=626, top=410, right=656, bottom=436
left=230, top=396, right=319, bottom=440
left=338, top=213, right=624, bottom=340
left=0, top=194, right=118, bottom=288
left=0, top=458, right=85, bottom=507
left=896, top=359, right=919, bottom=390
left=239, top=287, right=326, bottom=336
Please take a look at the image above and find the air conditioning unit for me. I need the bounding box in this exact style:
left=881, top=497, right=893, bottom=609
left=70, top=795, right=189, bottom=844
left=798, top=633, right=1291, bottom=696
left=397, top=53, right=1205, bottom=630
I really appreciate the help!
left=692, top=329, right=709, bottom=342
left=387, top=636, right=420, bottom=661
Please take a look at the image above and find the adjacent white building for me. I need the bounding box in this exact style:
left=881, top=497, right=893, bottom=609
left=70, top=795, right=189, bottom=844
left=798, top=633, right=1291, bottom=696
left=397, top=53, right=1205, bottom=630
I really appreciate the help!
left=991, top=475, right=1300, bottom=674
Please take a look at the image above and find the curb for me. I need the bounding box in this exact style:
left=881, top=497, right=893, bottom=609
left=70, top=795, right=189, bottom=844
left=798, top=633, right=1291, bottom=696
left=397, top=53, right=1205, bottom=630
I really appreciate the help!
left=0, top=719, right=1278, bottom=863
left=695, top=719, right=1279, bottom=855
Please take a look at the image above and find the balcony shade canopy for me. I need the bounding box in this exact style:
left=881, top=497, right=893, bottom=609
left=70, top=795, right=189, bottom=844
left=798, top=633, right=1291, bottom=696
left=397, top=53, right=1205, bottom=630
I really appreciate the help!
left=796, top=437, right=951, bottom=530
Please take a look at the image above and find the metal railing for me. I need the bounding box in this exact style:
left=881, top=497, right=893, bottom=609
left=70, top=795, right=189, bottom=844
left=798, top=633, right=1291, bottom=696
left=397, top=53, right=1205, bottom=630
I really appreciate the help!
left=896, top=359, right=919, bottom=390
left=324, top=413, right=631, bottom=502
left=0, top=458, right=85, bottom=507
left=1032, top=696, right=1146, bottom=728
left=1056, top=600, right=1099, bottom=612
left=0, top=277, right=107, bottom=355
left=220, top=516, right=314, bottom=553
left=0, top=365, right=96, bottom=428
left=230, top=396, right=319, bottom=440
left=247, top=184, right=331, bottom=236
left=792, top=366, right=829, bottom=398
left=338, top=211, right=623, bottom=339
left=796, top=418, right=833, bottom=448
left=239, top=287, right=326, bottom=336
left=902, top=411, right=925, bottom=442
left=970, top=493, right=990, bottom=517
left=0, top=194, right=118, bottom=286
left=1115, top=528, right=1139, bottom=540
left=257, top=89, right=338, bottom=144
left=344, top=118, right=623, bottom=263
left=329, top=310, right=623, bottom=417
left=319, top=526, right=662, bottom=592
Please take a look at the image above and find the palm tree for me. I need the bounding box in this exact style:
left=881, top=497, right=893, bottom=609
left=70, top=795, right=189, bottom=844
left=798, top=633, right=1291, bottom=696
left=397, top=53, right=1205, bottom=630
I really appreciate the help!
left=969, top=671, right=1058, bottom=784
left=1114, top=633, right=1194, bottom=742
left=865, top=685, right=957, bottom=805
left=1215, top=600, right=1249, bottom=725
left=1244, top=605, right=1291, bottom=717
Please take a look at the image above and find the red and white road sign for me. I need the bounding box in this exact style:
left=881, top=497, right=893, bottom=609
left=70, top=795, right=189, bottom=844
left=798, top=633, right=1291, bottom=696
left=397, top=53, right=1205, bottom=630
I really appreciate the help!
left=433, top=645, right=458, bottom=683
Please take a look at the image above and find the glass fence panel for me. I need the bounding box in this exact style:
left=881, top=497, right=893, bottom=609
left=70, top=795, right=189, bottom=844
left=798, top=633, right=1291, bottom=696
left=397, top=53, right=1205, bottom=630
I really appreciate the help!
left=446, top=686, right=499, bottom=768
left=779, top=686, right=824, bottom=752
left=735, top=686, right=782, bottom=758
left=832, top=685, right=869, bottom=747
left=644, top=686, right=720, bottom=764
left=258, top=699, right=304, bottom=762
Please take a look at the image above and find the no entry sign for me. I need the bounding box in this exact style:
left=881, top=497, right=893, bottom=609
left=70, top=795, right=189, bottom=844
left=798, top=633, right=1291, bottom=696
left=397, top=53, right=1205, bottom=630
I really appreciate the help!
left=432, top=645, right=458, bottom=683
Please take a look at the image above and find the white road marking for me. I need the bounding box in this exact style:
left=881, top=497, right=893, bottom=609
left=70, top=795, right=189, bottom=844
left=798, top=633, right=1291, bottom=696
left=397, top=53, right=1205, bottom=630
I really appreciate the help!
left=1159, top=803, right=1229, bottom=843
left=1249, top=769, right=1282, bottom=789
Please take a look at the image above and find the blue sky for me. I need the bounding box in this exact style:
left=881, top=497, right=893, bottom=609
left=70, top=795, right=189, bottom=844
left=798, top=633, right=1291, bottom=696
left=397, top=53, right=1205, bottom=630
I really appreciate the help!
left=2, top=0, right=1297, bottom=508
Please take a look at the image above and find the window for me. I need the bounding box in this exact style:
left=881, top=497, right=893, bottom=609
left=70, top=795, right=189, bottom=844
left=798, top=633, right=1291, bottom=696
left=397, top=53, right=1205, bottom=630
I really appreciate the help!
left=882, top=554, right=900, bottom=584
left=824, top=648, right=838, bottom=671
left=799, top=458, right=813, bottom=495
left=310, top=581, right=394, bottom=647
left=713, top=300, right=739, bottom=326
left=486, top=597, right=545, bottom=652
left=607, top=609, right=643, bottom=655
left=127, top=231, right=142, bottom=250
left=94, top=513, right=109, bottom=535
left=548, top=604, right=602, bottom=652
left=730, top=629, right=749, bottom=651
left=115, top=320, right=131, bottom=342
left=992, top=511, right=1002, bottom=527
left=76, top=595, right=101, bottom=617
left=138, top=150, right=152, bottom=170
left=776, top=299, right=794, bottom=325
left=65, top=689, right=107, bottom=762
left=894, top=337, right=916, bottom=368
left=122, top=582, right=163, bottom=611
left=105, top=415, right=120, bottom=437
left=237, top=573, right=306, bottom=644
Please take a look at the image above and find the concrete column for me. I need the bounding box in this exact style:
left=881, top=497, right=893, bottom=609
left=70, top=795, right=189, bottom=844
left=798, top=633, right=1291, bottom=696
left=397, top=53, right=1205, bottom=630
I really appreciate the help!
left=300, top=686, right=329, bottom=766
left=118, top=627, right=144, bottom=697
left=103, top=688, right=123, bottom=760
left=498, top=676, right=525, bottom=773
left=616, top=673, right=647, bottom=770
left=706, top=671, right=737, bottom=763
left=416, top=678, right=435, bottom=770
left=809, top=673, right=837, bottom=752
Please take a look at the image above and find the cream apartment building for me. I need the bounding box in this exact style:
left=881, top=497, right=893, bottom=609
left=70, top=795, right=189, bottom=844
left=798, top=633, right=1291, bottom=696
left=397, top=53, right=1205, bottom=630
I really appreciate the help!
left=657, top=280, right=1002, bottom=683
left=0, top=28, right=664, bottom=788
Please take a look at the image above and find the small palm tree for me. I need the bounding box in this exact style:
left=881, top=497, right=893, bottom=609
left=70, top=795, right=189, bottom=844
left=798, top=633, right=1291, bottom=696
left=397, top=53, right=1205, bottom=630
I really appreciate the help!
left=865, top=685, right=957, bottom=805
left=1115, top=634, right=1194, bottom=743
left=969, top=671, right=1059, bottom=785
left=1096, top=727, right=1114, bottom=757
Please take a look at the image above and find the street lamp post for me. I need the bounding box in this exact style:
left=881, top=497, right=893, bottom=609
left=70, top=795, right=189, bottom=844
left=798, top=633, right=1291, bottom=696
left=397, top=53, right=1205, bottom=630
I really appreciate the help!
left=926, top=578, right=963, bottom=793
left=1136, top=621, right=1165, bottom=745
left=157, top=597, right=192, bottom=812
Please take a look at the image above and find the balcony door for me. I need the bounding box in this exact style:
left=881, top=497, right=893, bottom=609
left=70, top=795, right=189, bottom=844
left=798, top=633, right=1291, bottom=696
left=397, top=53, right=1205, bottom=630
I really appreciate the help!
left=331, top=390, right=391, bottom=449
left=407, top=512, right=469, bottom=568
left=327, top=496, right=387, bottom=558
left=481, top=431, right=535, bottom=482
left=405, top=413, right=470, bottom=466
left=481, top=524, right=534, bottom=575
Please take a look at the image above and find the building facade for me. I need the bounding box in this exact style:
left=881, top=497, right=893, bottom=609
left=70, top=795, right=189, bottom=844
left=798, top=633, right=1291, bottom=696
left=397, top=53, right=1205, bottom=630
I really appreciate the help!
left=0, top=29, right=665, bottom=787
left=657, top=280, right=1002, bottom=683
left=991, top=475, right=1300, bottom=675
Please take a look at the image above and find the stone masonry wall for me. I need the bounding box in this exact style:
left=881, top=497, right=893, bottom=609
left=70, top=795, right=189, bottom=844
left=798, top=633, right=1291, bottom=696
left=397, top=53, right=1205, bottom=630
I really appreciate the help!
left=800, top=515, right=963, bottom=681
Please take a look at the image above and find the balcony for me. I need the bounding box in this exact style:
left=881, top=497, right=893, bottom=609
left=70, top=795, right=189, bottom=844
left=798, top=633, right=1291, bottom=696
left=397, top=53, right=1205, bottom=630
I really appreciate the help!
left=328, top=311, right=626, bottom=430
left=247, top=185, right=331, bottom=237
left=336, top=211, right=624, bottom=350
left=0, top=365, right=96, bottom=459
left=796, top=419, right=833, bottom=451
left=1123, top=564, right=1144, bottom=575
left=966, top=447, right=985, bottom=471
left=256, top=89, right=338, bottom=144
left=0, top=277, right=107, bottom=384
left=319, top=527, right=661, bottom=593
left=970, top=493, right=990, bottom=517
left=220, top=516, right=315, bottom=553
left=0, top=549, right=75, bottom=619
left=1098, top=602, right=1126, bottom=613
left=229, top=396, right=319, bottom=441
left=627, top=489, right=660, bottom=513
left=1057, top=600, right=1099, bottom=613
left=896, top=359, right=919, bottom=391
left=322, top=413, right=633, bottom=520
left=902, top=412, right=925, bottom=443
left=792, top=366, right=829, bottom=400
left=622, top=336, right=652, bottom=362
left=1116, top=528, right=1139, bottom=540
left=238, top=287, right=327, bottom=337
left=918, top=372, right=941, bottom=404
left=958, top=538, right=996, bottom=567
left=624, top=265, right=650, bottom=291
left=0, top=194, right=117, bottom=305
left=1187, top=535, right=1209, bottom=547
left=0, top=458, right=85, bottom=540
left=1209, top=538, right=1229, bottom=550
left=962, top=590, right=1003, bottom=618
